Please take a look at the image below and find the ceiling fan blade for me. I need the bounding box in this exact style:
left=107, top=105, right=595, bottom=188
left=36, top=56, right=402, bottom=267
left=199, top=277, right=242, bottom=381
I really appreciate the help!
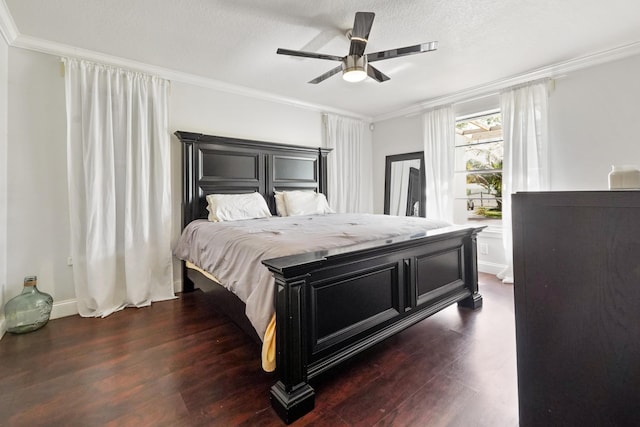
left=367, top=65, right=390, bottom=83
left=277, top=48, right=343, bottom=61
left=349, top=12, right=375, bottom=57
left=308, top=65, right=343, bottom=84
left=367, top=41, right=438, bottom=63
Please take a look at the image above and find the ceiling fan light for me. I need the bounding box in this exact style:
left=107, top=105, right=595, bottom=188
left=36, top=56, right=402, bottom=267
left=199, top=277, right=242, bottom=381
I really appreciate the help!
left=342, top=54, right=368, bottom=83
left=343, top=68, right=367, bottom=82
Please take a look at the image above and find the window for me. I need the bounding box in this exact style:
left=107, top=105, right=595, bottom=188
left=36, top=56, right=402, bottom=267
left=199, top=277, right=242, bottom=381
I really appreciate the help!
left=453, top=110, right=503, bottom=226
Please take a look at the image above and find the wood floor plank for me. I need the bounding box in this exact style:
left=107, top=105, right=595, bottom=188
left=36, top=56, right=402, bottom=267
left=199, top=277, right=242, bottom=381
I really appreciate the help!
left=0, top=273, right=518, bottom=426
left=374, top=374, right=518, bottom=427
left=327, top=330, right=469, bottom=426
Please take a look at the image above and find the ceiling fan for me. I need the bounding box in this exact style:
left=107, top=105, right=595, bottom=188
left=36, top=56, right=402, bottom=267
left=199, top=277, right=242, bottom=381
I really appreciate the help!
left=276, top=12, right=438, bottom=84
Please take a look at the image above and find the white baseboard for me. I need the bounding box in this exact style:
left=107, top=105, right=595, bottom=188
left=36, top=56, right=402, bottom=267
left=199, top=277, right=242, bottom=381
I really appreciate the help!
left=478, top=260, right=507, bottom=275
left=50, top=298, right=78, bottom=319
left=0, top=301, right=75, bottom=339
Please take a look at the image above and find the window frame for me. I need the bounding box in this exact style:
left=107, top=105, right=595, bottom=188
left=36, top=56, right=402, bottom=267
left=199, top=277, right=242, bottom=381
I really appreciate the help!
left=453, top=109, right=503, bottom=227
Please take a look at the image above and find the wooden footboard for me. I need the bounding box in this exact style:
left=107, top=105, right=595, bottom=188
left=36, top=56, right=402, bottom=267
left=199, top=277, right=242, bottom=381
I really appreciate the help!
left=262, top=225, right=483, bottom=424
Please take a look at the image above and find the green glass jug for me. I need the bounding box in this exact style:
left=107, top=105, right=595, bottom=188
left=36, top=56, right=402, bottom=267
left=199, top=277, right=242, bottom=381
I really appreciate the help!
left=4, top=276, right=53, bottom=333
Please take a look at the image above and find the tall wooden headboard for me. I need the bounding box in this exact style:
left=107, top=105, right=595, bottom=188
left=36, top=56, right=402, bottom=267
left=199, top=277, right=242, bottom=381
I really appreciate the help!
left=175, top=131, right=332, bottom=227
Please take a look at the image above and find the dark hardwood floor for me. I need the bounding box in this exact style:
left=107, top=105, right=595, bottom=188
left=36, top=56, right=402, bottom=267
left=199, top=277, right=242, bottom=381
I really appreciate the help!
left=0, top=273, right=518, bottom=426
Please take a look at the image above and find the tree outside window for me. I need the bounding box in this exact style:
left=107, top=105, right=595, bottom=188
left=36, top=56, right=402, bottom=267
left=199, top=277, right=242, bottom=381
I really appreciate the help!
left=454, top=111, right=503, bottom=223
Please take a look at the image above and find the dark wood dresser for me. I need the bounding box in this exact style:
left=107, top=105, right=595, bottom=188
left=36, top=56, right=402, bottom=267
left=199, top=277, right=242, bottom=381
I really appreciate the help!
left=512, top=191, right=640, bottom=426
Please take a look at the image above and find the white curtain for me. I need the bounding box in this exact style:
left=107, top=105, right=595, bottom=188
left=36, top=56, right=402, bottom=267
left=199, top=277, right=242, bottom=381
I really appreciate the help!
left=64, top=58, right=175, bottom=317
left=498, top=80, right=550, bottom=283
left=423, top=106, right=455, bottom=222
left=323, top=114, right=373, bottom=213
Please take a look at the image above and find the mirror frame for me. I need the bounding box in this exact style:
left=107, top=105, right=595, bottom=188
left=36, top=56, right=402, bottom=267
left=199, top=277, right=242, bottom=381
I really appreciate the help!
left=384, top=151, right=426, bottom=217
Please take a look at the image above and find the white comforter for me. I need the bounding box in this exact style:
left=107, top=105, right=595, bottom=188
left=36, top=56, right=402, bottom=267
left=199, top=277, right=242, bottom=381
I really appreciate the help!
left=173, top=213, right=450, bottom=341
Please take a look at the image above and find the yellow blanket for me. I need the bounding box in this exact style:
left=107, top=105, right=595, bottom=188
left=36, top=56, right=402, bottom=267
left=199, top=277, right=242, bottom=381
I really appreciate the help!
left=185, top=261, right=276, bottom=372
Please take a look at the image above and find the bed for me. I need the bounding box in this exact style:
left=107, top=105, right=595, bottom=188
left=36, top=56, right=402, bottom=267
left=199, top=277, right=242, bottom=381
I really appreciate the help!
left=174, top=131, right=484, bottom=424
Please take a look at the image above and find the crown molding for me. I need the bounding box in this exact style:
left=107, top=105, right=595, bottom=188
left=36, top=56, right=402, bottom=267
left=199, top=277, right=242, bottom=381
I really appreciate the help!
left=373, top=41, right=640, bottom=122
left=8, top=33, right=372, bottom=122
left=0, top=0, right=17, bottom=44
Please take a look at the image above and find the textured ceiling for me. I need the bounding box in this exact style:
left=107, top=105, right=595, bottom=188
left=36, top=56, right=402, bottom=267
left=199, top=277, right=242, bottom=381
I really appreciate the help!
left=5, top=0, right=640, bottom=119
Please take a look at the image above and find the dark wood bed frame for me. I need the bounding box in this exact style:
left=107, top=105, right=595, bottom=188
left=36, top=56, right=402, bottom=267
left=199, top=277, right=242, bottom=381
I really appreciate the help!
left=175, top=130, right=484, bottom=424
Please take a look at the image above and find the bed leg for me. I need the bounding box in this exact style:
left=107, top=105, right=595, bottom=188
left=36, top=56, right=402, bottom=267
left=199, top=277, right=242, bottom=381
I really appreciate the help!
left=262, top=262, right=319, bottom=424
left=459, top=229, right=483, bottom=310
left=458, top=292, right=483, bottom=310
left=270, top=381, right=315, bottom=425
left=182, top=262, right=195, bottom=293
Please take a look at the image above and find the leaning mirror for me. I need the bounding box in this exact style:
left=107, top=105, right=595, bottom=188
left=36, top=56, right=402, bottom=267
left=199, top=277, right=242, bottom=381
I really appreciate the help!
left=384, top=152, right=426, bottom=217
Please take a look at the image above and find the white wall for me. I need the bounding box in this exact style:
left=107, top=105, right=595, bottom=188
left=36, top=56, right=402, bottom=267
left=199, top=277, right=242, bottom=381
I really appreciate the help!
left=371, top=54, right=640, bottom=274
left=371, top=115, right=424, bottom=214
left=0, top=34, right=9, bottom=333
left=5, top=47, right=326, bottom=311
left=549, top=54, right=640, bottom=190
left=170, top=82, right=322, bottom=147
left=6, top=48, right=72, bottom=314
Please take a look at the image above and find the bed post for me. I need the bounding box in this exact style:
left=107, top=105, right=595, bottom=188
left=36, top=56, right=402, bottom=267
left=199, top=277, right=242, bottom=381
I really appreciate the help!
left=318, top=148, right=331, bottom=197
left=263, top=260, right=323, bottom=424
left=180, top=134, right=193, bottom=292
left=179, top=132, right=197, bottom=292
left=457, top=228, right=483, bottom=309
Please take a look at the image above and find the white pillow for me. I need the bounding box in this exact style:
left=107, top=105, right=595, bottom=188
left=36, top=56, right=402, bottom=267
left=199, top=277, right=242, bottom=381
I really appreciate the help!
left=274, top=191, right=288, bottom=217
left=206, top=192, right=272, bottom=222
left=283, top=191, right=334, bottom=216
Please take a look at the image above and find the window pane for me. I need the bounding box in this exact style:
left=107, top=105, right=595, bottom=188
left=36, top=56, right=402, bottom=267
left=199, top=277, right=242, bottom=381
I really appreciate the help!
left=455, top=141, right=503, bottom=172
left=465, top=172, right=502, bottom=220
left=455, top=114, right=502, bottom=145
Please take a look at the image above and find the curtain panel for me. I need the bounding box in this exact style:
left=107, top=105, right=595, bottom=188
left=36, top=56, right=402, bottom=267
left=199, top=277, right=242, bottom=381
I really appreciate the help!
left=323, top=114, right=373, bottom=213
left=499, top=79, right=550, bottom=283
left=64, top=58, right=175, bottom=317
left=423, top=106, right=455, bottom=223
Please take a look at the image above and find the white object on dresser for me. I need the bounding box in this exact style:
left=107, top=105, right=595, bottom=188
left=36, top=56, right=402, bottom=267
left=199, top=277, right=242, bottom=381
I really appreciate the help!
left=608, top=165, right=640, bottom=190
